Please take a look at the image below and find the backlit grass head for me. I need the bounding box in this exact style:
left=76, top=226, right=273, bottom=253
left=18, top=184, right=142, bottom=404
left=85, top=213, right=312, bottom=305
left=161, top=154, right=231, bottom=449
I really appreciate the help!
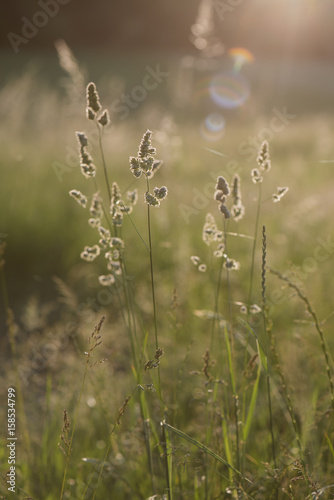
left=86, top=82, right=101, bottom=114
left=252, top=141, right=272, bottom=184
left=214, top=176, right=231, bottom=219
left=76, top=131, right=96, bottom=179
left=130, top=130, right=155, bottom=177
left=231, top=174, right=245, bottom=221
left=130, top=130, right=168, bottom=208
left=202, top=213, right=223, bottom=246
left=257, top=140, right=271, bottom=172
left=272, top=186, right=289, bottom=203
left=69, top=189, right=87, bottom=208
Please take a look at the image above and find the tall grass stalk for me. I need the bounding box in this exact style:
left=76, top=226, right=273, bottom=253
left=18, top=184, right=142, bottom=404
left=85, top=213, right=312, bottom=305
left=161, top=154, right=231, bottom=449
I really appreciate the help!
left=266, top=270, right=314, bottom=493
left=146, top=175, right=162, bottom=403
left=261, top=226, right=277, bottom=489
left=59, top=316, right=106, bottom=499
left=270, top=326, right=313, bottom=493
left=204, top=212, right=241, bottom=490
left=222, top=218, right=241, bottom=484
left=269, top=268, right=334, bottom=418
left=97, top=124, right=111, bottom=207
left=241, top=174, right=262, bottom=475
left=246, top=182, right=262, bottom=314
left=90, top=387, right=136, bottom=500
left=144, top=174, right=172, bottom=499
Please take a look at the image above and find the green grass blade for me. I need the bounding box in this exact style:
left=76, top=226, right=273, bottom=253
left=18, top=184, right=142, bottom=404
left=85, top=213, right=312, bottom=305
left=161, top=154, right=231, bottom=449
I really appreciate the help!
left=224, top=325, right=236, bottom=393
left=325, top=433, right=334, bottom=462
left=243, top=360, right=261, bottom=442
left=238, top=318, right=268, bottom=373
left=162, top=421, right=173, bottom=500
left=222, top=416, right=233, bottom=483
left=162, top=421, right=251, bottom=483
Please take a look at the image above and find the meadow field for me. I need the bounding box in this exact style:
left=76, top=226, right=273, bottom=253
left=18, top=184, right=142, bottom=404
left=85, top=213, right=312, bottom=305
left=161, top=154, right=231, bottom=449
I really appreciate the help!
left=1, top=48, right=334, bottom=499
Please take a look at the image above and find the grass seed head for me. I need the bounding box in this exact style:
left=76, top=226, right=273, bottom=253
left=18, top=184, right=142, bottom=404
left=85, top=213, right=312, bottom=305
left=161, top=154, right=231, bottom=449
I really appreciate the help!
left=80, top=163, right=96, bottom=179
left=202, top=213, right=220, bottom=246
left=107, top=260, right=121, bottom=273
left=117, top=394, right=132, bottom=425
left=219, top=203, right=231, bottom=219
left=216, top=176, right=230, bottom=195
left=76, top=131, right=88, bottom=148
left=88, top=218, right=101, bottom=228
left=130, top=130, right=159, bottom=178
left=224, top=258, right=240, bottom=270
left=214, top=190, right=226, bottom=203
left=98, top=226, right=111, bottom=248
left=138, top=129, right=156, bottom=158
left=86, top=82, right=101, bottom=113
left=257, top=140, right=271, bottom=172
left=145, top=192, right=160, bottom=207
left=190, top=255, right=201, bottom=266
left=98, top=274, right=116, bottom=286
left=272, top=186, right=289, bottom=202
left=97, top=109, right=110, bottom=127
left=231, top=174, right=245, bottom=221
left=153, top=186, right=168, bottom=200
left=126, top=189, right=138, bottom=205
left=110, top=182, right=124, bottom=225
left=89, top=192, right=103, bottom=221
left=249, top=304, right=262, bottom=314
left=62, top=408, right=71, bottom=431
left=86, top=107, right=96, bottom=120
left=231, top=201, right=245, bottom=222
left=69, top=189, right=88, bottom=208
left=202, top=349, right=214, bottom=381
left=76, top=132, right=97, bottom=178
left=147, top=159, right=163, bottom=178
left=251, top=168, right=263, bottom=184
left=111, top=237, right=124, bottom=249
left=129, top=156, right=142, bottom=178
left=240, top=305, right=248, bottom=314
left=80, top=245, right=100, bottom=262
left=99, top=226, right=111, bottom=239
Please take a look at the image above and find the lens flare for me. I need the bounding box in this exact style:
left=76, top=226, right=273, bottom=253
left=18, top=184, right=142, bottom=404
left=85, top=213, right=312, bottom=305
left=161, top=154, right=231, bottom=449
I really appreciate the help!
left=209, top=71, right=250, bottom=109
left=228, top=47, right=254, bottom=73
left=200, top=113, right=226, bottom=141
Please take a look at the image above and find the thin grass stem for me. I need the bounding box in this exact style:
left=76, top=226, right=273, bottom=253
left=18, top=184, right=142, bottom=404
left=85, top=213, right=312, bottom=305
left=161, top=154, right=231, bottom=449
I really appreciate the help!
left=97, top=123, right=111, bottom=206
left=247, top=183, right=262, bottom=314
left=269, top=267, right=334, bottom=417
left=261, top=226, right=277, bottom=473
